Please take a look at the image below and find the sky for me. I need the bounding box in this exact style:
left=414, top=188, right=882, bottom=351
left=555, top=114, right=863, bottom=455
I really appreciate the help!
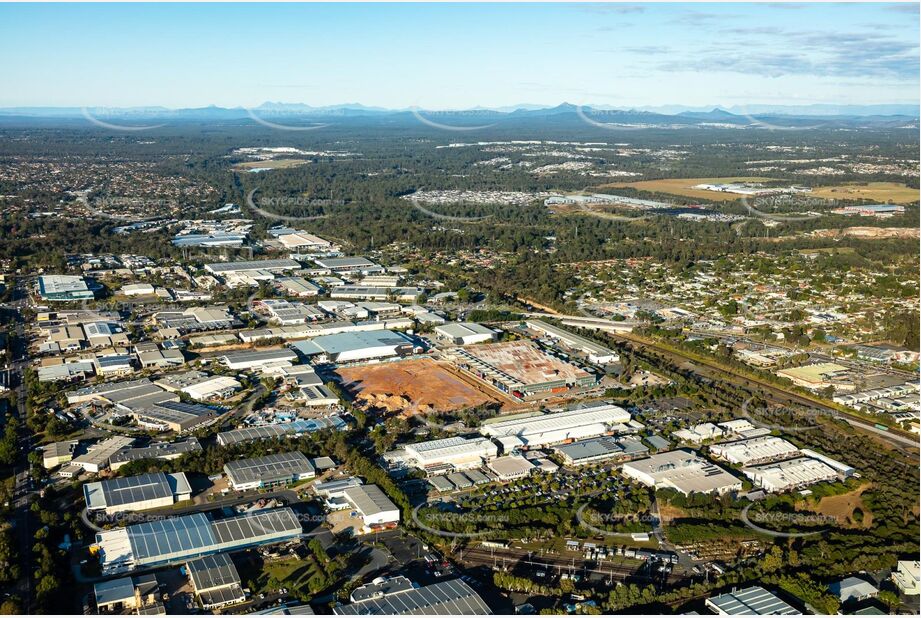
left=0, top=2, right=918, bottom=109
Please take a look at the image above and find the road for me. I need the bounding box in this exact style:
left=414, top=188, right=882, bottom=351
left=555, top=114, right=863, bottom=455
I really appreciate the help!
left=4, top=276, right=35, bottom=612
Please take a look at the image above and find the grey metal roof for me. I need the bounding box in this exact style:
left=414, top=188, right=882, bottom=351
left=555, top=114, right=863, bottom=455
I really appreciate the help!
left=127, top=513, right=217, bottom=561
left=186, top=553, right=241, bottom=592
left=206, top=259, right=301, bottom=273
left=342, top=484, right=398, bottom=518
left=309, top=329, right=414, bottom=356
left=90, top=472, right=173, bottom=509
left=211, top=508, right=302, bottom=545
left=198, top=584, right=246, bottom=608
left=94, top=577, right=136, bottom=605
left=707, top=586, right=800, bottom=615
left=109, top=438, right=202, bottom=465
left=216, top=416, right=347, bottom=446
left=333, top=579, right=490, bottom=615
left=224, top=452, right=314, bottom=486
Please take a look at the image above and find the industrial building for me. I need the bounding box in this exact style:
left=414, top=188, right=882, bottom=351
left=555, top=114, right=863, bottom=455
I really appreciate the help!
left=186, top=553, right=246, bottom=610
left=312, top=256, right=383, bottom=275
left=94, top=507, right=303, bottom=575
left=330, top=285, right=424, bottom=302
left=451, top=340, right=596, bottom=398
left=72, top=436, right=136, bottom=473
left=479, top=401, right=631, bottom=450
left=84, top=472, right=192, bottom=515
left=224, top=452, right=316, bottom=491
left=205, top=259, right=302, bottom=276
left=776, top=363, right=850, bottom=391
left=42, top=440, right=78, bottom=469
left=333, top=577, right=490, bottom=615
left=487, top=455, right=535, bottom=481
left=109, top=438, right=202, bottom=471
left=215, top=416, right=348, bottom=447
left=38, top=274, right=97, bottom=301
left=742, top=457, right=839, bottom=493
left=403, top=436, right=499, bottom=473
left=294, top=330, right=418, bottom=364
left=341, top=484, right=400, bottom=530
left=709, top=436, right=801, bottom=466
left=705, top=586, right=800, bottom=615
left=828, top=577, right=879, bottom=604
left=220, top=347, right=298, bottom=371
left=156, top=371, right=241, bottom=401
left=94, top=574, right=161, bottom=614
left=621, top=449, right=742, bottom=496
left=524, top=320, right=619, bottom=364
left=257, top=299, right=325, bottom=325
left=132, top=400, right=217, bottom=433
left=433, top=322, right=499, bottom=346
left=554, top=435, right=648, bottom=466
left=274, top=276, right=323, bottom=297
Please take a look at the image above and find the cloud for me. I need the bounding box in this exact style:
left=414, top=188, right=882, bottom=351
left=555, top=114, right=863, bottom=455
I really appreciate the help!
left=577, top=4, right=647, bottom=15
left=760, top=3, right=809, bottom=9
left=886, top=3, right=920, bottom=14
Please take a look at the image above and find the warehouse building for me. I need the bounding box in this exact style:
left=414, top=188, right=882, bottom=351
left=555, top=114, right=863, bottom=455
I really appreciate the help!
left=776, top=363, right=850, bottom=391
left=487, top=455, right=535, bottom=481
left=433, top=322, right=499, bottom=346
left=205, top=259, right=301, bottom=277
left=451, top=340, right=596, bottom=398
left=38, top=274, right=97, bottom=301
left=72, top=436, right=136, bottom=473
left=156, top=371, right=241, bottom=401
left=341, top=484, right=400, bottom=530
left=224, top=452, right=316, bottom=491
left=93, top=574, right=161, bottom=613
left=554, top=435, right=648, bottom=466
left=403, top=436, right=499, bottom=473
left=274, top=276, right=323, bottom=298
left=294, top=329, right=419, bottom=364
left=186, top=553, right=246, bottom=610
left=42, top=440, right=78, bottom=469
left=330, top=285, right=424, bottom=302
left=742, top=457, right=839, bottom=493
left=132, top=401, right=217, bottom=433
left=621, top=449, right=742, bottom=496
left=94, top=507, right=303, bottom=575
left=220, top=348, right=298, bottom=371
left=480, top=401, right=631, bottom=450
left=312, top=256, right=384, bottom=275
left=67, top=378, right=179, bottom=410
left=216, top=416, right=348, bottom=447
left=109, top=438, right=202, bottom=471
left=524, top=320, right=619, bottom=364
left=84, top=471, right=192, bottom=515
left=334, top=578, right=489, bottom=615
left=257, top=299, right=325, bottom=325
left=709, top=436, right=801, bottom=466
left=705, top=586, right=800, bottom=615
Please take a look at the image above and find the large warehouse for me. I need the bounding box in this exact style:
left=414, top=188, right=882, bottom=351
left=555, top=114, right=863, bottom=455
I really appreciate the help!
left=224, top=452, right=316, bottom=491
left=709, top=436, right=801, bottom=466
left=84, top=472, right=192, bottom=515
left=403, top=436, right=499, bottom=473
left=433, top=322, right=499, bottom=346
left=742, top=457, right=840, bottom=493
left=451, top=340, right=596, bottom=398
left=525, top=320, right=619, bottom=364
left=294, top=330, right=418, bottom=364
left=215, top=416, right=348, bottom=447
left=220, top=348, right=298, bottom=371
left=38, top=274, right=97, bottom=301
left=479, top=402, right=631, bottom=450
left=204, top=259, right=301, bottom=277
left=341, top=484, right=400, bottom=530
left=94, top=507, right=303, bottom=575
left=621, top=449, right=742, bottom=496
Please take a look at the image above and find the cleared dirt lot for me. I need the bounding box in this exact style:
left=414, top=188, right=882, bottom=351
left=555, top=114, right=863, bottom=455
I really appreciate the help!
left=335, top=358, right=505, bottom=415
left=598, top=177, right=775, bottom=202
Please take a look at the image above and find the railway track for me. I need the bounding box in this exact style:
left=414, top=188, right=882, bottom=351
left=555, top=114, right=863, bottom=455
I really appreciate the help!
left=455, top=546, right=683, bottom=585
left=611, top=332, right=920, bottom=453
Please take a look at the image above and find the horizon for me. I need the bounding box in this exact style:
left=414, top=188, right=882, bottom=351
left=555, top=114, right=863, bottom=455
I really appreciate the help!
left=1, top=2, right=919, bottom=109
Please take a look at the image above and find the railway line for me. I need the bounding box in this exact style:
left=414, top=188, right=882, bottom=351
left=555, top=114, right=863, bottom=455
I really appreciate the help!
left=611, top=332, right=920, bottom=453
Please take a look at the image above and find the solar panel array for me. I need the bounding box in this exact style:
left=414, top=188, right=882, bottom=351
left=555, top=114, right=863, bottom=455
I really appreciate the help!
left=211, top=508, right=302, bottom=545
left=333, top=579, right=490, bottom=615
left=127, top=513, right=216, bottom=561
left=101, top=472, right=173, bottom=507
left=224, top=452, right=314, bottom=485
left=187, top=553, right=241, bottom=591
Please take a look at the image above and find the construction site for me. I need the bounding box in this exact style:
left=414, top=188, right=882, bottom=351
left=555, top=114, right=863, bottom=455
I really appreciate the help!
left=334, top=358, right=508, bottom=416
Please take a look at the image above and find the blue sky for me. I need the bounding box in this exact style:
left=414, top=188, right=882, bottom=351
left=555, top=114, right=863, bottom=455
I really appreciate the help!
left=0, top=2, right=917, bottom=109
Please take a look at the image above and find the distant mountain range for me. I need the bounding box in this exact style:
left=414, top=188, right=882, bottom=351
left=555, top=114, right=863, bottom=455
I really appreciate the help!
left=0, top=101, right=916, bottom=128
